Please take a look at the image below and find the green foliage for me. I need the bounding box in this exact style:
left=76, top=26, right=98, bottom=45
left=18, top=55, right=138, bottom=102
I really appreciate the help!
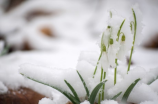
left=20, top=73, right=80, bottom=104
left=21, top=71, right=107, bottom=104
left=116, top=19, right=125, bottom=41
left=147, top=76, right=158, bottom=85
left=127, top=9, right=137, bottom=73
left=89, top=80, right=107, bottom=104
left=122, top=78, right=140, bottom=102
left=111, top=92, right=122, bottom=100
left=77, top=70, right=90, bottom=98
left=64, top=80, right=80, bottom=102
left=20, top=8, right=142, bottom=104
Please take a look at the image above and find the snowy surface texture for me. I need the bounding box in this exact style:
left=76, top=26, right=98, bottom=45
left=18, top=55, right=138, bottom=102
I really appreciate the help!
left=101, top=100, right=118, bottom=104
left=0, top=81, right=8, bottom=94
left=0, top=0, right=158, bottom=104
left=80, top=100, right=90, bottom=104
left=39, top=98, right=54, bottom=104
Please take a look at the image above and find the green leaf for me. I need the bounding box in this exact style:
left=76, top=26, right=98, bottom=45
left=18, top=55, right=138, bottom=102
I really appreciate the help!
left=122, top=78, right=140, bottom=102
left=111, top=92, right=122, bottom=100
left=89, top=80, right=107, bottom=104
left=147, top=76, right=158, bottom=85
left=64, top=80, right=80, bottom=102
left=20, top=73, right=80, bottom=104
left=77, top=71, right=89, bottom=97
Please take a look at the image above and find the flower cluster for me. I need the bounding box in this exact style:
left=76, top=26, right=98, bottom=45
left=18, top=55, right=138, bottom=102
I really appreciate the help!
left=95, top=4, right=143, bottom=75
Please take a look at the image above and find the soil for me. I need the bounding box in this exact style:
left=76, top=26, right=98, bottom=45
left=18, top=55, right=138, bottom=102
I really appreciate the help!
left=0, top=87, right=45, bottom=104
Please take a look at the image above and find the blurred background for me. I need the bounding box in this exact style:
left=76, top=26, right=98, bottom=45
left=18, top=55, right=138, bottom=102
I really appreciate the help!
left=0, top=0, right=158, bottom=104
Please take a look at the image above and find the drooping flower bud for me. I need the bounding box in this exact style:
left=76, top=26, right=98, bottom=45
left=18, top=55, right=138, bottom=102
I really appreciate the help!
left=109, top=38, right=113, bottom=45
left=101, top=43, right=106, bottom=52
left=121, top=34, right=125, bottom=41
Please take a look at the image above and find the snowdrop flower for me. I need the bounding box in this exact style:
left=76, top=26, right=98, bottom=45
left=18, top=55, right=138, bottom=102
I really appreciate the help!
left=98, top=11, right=124, bottom=48
left=107, top=41, right=120, bottom=68
left=117, top=19, right=133, bottom=61
left=102, top=12, right=124, bottom=68
left=108, top=12, right=125, bottom=41
left=100, top=52, right=109, bottom=72
left=102, top=26, right=112, bottom=47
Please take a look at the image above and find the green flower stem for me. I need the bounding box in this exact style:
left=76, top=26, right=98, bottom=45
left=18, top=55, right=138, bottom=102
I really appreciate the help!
left=98, top=93, right=101, bottom=104
left=117, top=19, right=125, bottom=41
left=93, top=52, right=102, bottom=78
left=127, top=46, right=134, bottom=73
left=114, top=19, right=125, bottom=85
left=102, top=72, right=106, bottom=100
left=100, top=67, right=103, bottom=82
left=127, top=9, right=137, bottom=74
left=98, top=67, right=103, bottom=104
left=114, top=59, right=118, bottom=85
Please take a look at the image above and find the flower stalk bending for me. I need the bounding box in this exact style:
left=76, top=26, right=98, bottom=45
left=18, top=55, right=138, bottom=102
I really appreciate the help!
left=114, top=19, right=125, bottom=85
left=127, top=9, right=137, bottom=73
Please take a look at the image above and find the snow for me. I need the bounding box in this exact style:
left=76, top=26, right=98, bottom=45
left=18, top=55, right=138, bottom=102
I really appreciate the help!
left=101, top=100, right=118, bottom=104
left=0, top=81, right=8, bottom=94
left=80, top=100, right=90, bottom=104
left=39, top=98, right=54, bottom=104
left=128, top=83, right=158, bottom=103
left=0, top=51, right=79, bottom=97
left=0, top=0, right=158, bottom=104
left=140, top=100, right=158, bottom=104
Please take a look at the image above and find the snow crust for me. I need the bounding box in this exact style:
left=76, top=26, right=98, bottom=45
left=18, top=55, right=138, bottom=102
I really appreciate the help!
left=0, top=81, right=8, bottom=94
left=140, top=100, right=158, bottom=104
left=80, top=100, right=90, bottom=104
left=101, top=100, right=118, bottom=104
left=0, top=0, right=158, bottom=104
left=39, top=98, right=54, bottom=104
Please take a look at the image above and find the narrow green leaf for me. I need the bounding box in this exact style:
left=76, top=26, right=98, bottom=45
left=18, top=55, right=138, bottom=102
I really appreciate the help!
left=122, top=78, right=140, bottom=102
left=20, top=73, right=80, bottom=104
left=111, top=92, right=122, bottom=100
left=147, top=76, right=158, bottom=85
left=89, top=80, right=107, bottom=104
left=77, top=71, right=89, bottom=97
left=64, top=80, right=80, bottom=102
left=132, top=8, right=137, bottom=42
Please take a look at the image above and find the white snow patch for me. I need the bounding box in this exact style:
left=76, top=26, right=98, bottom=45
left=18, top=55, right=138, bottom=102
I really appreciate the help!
left=101, top=100, right=118, bottom=104
left=140, top=100, right=158, bottom=104
left=39, top=98, right=54, bottom=104
left=0, top=81, right=8, bottom=94
left=80, top=100, right=90, bottom=104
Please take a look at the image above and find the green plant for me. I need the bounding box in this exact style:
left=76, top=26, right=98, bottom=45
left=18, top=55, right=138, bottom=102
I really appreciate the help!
left=21, top=71, right=107, bottom=104
left=127, top=9, right=137, bottom=74
left=20, top=8, right=141, bottom=104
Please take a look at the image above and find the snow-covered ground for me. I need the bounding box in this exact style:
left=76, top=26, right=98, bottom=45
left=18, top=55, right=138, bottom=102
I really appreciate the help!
left=0, top=0, right=158, bottom=104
